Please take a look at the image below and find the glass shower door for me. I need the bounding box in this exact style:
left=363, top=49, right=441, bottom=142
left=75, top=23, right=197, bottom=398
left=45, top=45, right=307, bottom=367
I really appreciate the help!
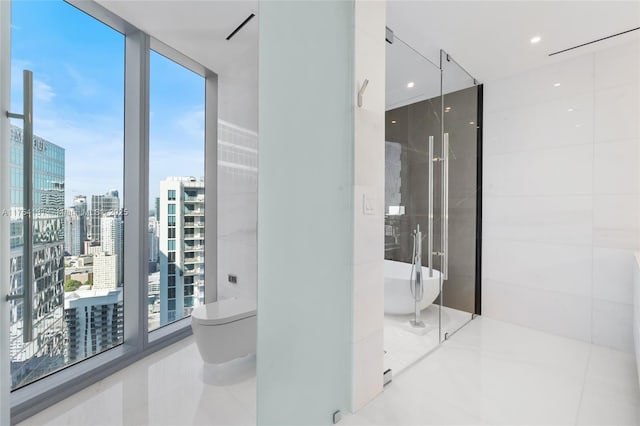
left=438, top=50, right=481, bottom=341
left=383, top=38, right=481, bottom=373
left=384, top=34, right=443, bottom=375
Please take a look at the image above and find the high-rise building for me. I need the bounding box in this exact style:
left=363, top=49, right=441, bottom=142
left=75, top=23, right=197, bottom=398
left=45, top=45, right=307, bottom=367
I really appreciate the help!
left=148, top=216, right=159, bottom=273
left=8, top=125, right=66, bottom=389
left=84, top=241, right=102, bottom=256
left=89, top=191, right=119, bottom=244
left=93, top=253, right=118, bottom=290
left=73, top=195, right=88, bottom=253
left=159, top=177, right=205, bottom=325
left=101, top=213, right=123, bottom=285
left=64, top=288, right=123, bottom=362
left=64, top=195, right=88, bottom=256
left=64, top=208, right=82, bottom=256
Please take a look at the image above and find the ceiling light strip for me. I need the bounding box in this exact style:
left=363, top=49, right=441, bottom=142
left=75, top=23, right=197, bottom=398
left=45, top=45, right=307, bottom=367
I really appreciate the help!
left=548, top=27, right=640, bottom=56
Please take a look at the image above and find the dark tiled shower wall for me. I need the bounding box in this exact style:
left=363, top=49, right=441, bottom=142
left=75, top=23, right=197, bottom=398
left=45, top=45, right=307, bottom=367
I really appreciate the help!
left=385, top=86, right=479, bottom=314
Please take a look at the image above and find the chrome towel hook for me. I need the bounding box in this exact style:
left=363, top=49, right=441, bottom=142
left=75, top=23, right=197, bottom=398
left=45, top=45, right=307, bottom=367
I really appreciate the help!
left=357, top=79, right=369, bottom=108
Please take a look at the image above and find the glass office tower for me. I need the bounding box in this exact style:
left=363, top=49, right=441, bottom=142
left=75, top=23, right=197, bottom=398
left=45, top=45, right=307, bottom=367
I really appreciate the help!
left=9, top=125, right=66, bottom=388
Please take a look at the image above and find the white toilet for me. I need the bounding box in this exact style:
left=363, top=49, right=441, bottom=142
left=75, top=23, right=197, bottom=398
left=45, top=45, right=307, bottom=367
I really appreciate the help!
left=191, top=297, right=257, bottom=364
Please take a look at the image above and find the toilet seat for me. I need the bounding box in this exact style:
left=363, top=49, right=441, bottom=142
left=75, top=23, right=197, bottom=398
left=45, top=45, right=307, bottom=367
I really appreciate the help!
left=191, top=298, right=256, bottom=326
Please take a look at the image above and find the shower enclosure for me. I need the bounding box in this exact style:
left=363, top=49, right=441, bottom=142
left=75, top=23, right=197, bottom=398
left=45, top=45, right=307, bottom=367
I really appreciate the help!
left=384, top=33, right=481, bottom=374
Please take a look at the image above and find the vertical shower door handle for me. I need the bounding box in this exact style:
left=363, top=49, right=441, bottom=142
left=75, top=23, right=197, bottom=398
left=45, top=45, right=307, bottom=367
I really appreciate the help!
left=442, top=132, right=449, bottom=280
left=427, top=136, right=434, bottom=278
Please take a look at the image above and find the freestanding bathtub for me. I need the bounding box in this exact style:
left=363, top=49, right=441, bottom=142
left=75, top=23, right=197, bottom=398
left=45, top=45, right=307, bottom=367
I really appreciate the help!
left=384, top=260, right=441, bottom=315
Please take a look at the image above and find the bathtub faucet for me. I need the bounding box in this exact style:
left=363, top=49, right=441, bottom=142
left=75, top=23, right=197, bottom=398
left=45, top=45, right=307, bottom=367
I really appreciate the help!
left=413, top=225, right=422, bottom=291
left=410, top=224, right=425, bottom=328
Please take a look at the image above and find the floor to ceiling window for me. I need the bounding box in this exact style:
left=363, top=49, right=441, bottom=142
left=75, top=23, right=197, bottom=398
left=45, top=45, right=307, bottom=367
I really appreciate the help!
left=2, top=1, right=216, bottom=422
left=8, top=0, right=125, bottom=390
left=148, top=51, right=205, bottom=332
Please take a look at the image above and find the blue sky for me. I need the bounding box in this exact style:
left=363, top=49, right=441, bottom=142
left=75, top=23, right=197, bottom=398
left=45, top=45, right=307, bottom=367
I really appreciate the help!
left=10, top=0, right=205, bottom=208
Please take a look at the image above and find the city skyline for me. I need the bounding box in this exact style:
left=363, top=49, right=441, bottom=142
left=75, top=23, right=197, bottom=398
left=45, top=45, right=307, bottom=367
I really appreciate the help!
left=7, top=0, right=206, bottom=391
left=8, top=122, right=190, bottom=389
left=10, top=0, right=205, bottom=207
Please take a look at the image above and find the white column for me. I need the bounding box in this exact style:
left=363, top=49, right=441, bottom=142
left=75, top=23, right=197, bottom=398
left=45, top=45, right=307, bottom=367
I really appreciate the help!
left=257, top=0, right=387, bottom=423
left=257, top=1, right=355, bottom=424
left=0, top=1, right=11, bottom=423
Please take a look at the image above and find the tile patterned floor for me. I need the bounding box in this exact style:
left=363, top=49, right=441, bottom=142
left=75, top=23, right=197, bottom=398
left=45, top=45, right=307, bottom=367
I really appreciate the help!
left=20, top=317, right=640, bottom=426
left=346, top=317, right=640, bottom=426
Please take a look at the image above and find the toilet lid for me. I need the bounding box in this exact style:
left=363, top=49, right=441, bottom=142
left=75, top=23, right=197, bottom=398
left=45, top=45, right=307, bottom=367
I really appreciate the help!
left=191, top=298, right=257, bottom=326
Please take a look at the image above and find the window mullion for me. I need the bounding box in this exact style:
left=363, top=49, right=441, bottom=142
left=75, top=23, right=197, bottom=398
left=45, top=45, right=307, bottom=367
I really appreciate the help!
left=123, top=29, right=150, bottom=350
left=0, top=1, right=12, bottom=424
left=204, top=72, right=218, bottom=304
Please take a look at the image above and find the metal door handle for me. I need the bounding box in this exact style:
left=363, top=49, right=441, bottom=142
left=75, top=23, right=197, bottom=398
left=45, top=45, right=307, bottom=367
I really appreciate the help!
left=427, top=136, right=434, bottom=278
left=442, top=132, right=449, bottom=280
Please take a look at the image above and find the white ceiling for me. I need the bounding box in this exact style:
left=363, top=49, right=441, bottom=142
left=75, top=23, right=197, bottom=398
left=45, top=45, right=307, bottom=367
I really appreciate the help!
left=96, top=0, right=258, bottom=74
left=93, top=1, right=639, bottom=110
left=387, top=0, right=640, bottom=83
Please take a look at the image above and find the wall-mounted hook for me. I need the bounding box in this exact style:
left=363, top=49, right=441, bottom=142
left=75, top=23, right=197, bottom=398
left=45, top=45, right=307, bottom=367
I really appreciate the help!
left=357, top=79, right=369, bottom=108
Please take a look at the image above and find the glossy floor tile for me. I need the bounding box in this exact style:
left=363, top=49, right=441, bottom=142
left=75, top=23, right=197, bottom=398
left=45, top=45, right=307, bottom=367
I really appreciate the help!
left=19, top=336, right=256, bottom=426
left=347, top=317, right=640, bottom=426
left=19, top=317, right=639, bottom=426
left=384, top=305, right=472, bottom=374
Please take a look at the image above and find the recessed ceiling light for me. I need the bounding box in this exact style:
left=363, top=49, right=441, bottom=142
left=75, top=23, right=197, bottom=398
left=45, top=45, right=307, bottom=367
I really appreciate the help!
left=530, top=36, right=541, bottom=44
left=391, top=120, right=397, bottom=124
left=469, top=121, right=475, bottom=125
left=568, top=108, right=574, bottom=112
left=444, top=106, right=451, bottom=112
left=553, top=83, right=561, bottom=87
left=407, top=82, right=415, bottom=88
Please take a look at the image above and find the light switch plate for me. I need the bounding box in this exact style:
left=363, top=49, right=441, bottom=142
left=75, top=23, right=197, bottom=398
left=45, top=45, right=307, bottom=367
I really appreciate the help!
left=363, top=193, right=376, bottom=215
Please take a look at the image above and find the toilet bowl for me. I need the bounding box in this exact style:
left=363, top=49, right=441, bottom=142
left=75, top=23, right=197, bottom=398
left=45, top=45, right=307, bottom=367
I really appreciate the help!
left=191, top=297, right=257, bottom=364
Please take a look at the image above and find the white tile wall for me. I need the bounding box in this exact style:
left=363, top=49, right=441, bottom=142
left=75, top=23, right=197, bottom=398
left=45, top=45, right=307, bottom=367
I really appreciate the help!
left=594, top=140, right=639, bottom=195
left=634, top=253, right=640, bottom=384
left=593, top=247, right=636, bottom=303
left=352, top=330, right=384, bottom=412
left=483, top=39, right=640, bottom=352
left=484, top=145, right=594, bottom=197
left=483, top=239, right=593, bottom=297
left=353, top=261, right=384, bottom=342
left=216, top=40, right=259, bottom=303
left=594, top=85, right=640, bottom=143
left=483, top=195, right=593, bottom=245
left=593, top=195, right=639, bottom=237
left=483, top=279, right=592, bottom=342
left=594, top=41, right=640, bottom=90
left=217, top=119, right=258, bottom=301
left=351, top=0, right=386, bottom=412
left=592, top=298, right=635, bottom=353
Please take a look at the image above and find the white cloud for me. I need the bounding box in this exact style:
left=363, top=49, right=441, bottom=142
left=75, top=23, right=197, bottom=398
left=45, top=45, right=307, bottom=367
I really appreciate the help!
left=149, top=144, right=205, bottom=200
left=33, top=79, right=55, bottom=103
left=177, top=108, right=205, bottom=142
left=65, top=65, right=98, bottom=97
left=33, top=112, right=124, bottom=206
